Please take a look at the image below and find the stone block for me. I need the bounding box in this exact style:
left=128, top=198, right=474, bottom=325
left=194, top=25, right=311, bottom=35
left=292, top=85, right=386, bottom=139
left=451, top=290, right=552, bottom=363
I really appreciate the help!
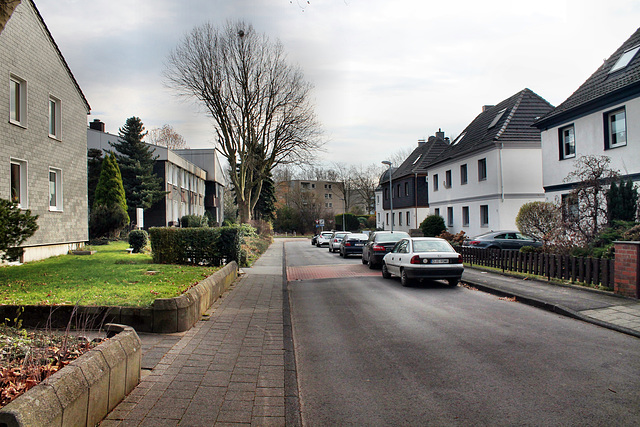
left=0, top=383, right=63, bottom=427
left=72, top=350, right=110, bottom=426
left=44, top=365, right=89, bottom=427
left=152, top=298, right=178, bottom=333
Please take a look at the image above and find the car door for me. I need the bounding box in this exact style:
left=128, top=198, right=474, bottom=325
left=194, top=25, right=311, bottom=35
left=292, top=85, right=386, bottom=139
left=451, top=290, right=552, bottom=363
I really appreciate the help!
left=386, top=239, right=408, bottom=275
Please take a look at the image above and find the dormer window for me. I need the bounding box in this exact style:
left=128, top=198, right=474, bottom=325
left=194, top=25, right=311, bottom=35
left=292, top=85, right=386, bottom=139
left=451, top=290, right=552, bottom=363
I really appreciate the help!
left=488, top=108, right=507, bottom=129
left=452, top=132, right=465, bottom=145
left=609, top=45, right=640, bottom=74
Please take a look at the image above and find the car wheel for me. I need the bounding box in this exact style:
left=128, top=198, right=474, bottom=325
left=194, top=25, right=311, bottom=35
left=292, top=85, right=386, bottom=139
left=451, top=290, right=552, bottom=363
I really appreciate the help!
left=400, top=269, right=412, bottom=287
left=362, top=257, right=368, bottom=265
left=368, top=255, right=377, bottom=269
left=381, top=263, right=391, bottom=279
left=448, top=278, right=459, bottom=287
left=339, top=250, right=344, bottom=257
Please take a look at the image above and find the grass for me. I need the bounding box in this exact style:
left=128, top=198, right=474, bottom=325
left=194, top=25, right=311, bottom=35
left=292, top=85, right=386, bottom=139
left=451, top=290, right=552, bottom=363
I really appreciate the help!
left=0, top=241, right=220, bottom=307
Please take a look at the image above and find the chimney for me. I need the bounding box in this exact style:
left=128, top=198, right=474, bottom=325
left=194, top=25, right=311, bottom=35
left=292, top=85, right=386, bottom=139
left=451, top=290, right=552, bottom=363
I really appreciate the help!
left=417, top=138, right=426, bottom=146
left=89, top=118, right=105, bottom=132
left=482, top=105, right=494, bottom=112
left=435, top=128, right=445, bottom=140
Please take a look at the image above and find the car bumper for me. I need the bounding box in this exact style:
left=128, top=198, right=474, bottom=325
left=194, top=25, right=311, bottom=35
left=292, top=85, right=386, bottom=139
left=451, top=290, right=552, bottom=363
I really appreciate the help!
left=403, top=266, right=464, bottom=280
left=343, top=247, right=364, bottom=255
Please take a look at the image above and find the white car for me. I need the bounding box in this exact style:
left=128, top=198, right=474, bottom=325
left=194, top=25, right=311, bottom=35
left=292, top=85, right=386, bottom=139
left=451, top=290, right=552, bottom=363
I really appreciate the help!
left=328, top=231, right=351, bottom=253
left=315, top=231, right=334, bottom=247
left=382, top=237, right=463, bottom=287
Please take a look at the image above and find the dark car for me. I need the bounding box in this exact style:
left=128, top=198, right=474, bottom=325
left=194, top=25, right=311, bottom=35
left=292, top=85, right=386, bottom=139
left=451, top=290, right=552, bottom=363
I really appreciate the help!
left=339, top=233, right=369, bottom=258
left=463, top=230, right=542, bottom=250
left=361, top=231, right=410, bottom=268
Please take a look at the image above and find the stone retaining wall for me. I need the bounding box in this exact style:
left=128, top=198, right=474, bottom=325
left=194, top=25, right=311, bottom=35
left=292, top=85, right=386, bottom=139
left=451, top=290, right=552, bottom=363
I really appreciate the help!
left=0, top=324, right=140, bottom=427
left=0, top=261, right=238, bottom=333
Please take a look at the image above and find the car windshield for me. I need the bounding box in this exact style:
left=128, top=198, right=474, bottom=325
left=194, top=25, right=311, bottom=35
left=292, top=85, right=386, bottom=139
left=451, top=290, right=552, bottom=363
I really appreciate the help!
left=375, top=232, right=409, bottom=242
left=412, top=240, right=455, bottom=253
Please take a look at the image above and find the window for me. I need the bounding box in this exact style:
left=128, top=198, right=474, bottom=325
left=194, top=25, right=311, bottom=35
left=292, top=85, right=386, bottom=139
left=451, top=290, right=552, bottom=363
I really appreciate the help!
left=49, top=96, right=61, bottom=139
left=325, top=194, right=328, bottom=199
left=478, top=158, right=487, bottom=181
left=460, top=164, right=468, bottom=185
left=10, top=159, right=27, bottom=208
left=561, top=194, right=579, bottom=222
left=329, top=203, right=332, bottom=208
left=406, top=211, right=410, bottom=227
left=433, top=174, right=439, bottom=191
left=10, top=76, right=26, bottom=126
left=445, top=170, right=452, bottom=188
left=480, top=205, right=489, bottom=227
left=452, top=132, right=466, bottom=145
left=396, top=184, right=400, bottom=198
left=49, top=168, right=63, bottom=211
left=462, top=206, right=470, bottom=226
left=404, top=182, right=409, bottom=196
left=605, top=108, right=627, bottom=149
left=447, top=207, right=453, bottom=227
left=488, top=108, right=507, bottom=129
left=434, top=208, right=440, bottom=217
left=559, top=125, right=576, bottom=159
left=609, top=45, right=640, bottom=74
left=377, top=213, right=380, bottom=223
left=386, top=213, right=389, bottom=225
left=399, top=212, right=403, bottom=226
left=392, top=213, right=395, bottom=226
left=311, top=183, right=315, bottom=189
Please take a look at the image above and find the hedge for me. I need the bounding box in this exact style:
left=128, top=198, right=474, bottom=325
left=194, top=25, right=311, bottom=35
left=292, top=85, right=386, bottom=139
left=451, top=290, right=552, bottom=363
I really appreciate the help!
left=148, top=226, right=244, bottom=266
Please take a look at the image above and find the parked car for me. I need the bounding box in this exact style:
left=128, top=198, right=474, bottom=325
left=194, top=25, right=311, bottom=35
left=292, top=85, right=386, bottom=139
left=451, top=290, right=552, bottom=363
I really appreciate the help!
left=339, top=233, right=369, bottom=258
left=362, top=231, right=410, bottom=268
left=382, top=237, right=464, bottom=287
left=311, top=234, right=319, bottom=245
left=463, top=230, right=542, bottom=250
left=328, top=231, right=351, bottom=253
left=316, top=231, right=334, bottom=247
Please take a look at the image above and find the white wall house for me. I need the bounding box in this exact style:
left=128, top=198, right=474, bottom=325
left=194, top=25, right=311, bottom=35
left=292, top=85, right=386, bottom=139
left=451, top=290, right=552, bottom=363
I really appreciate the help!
left=535, top=27, right=640, bottom=204
left=427, top=89, right=554, bottom=238
left=1, top=0, right=91, bottom=262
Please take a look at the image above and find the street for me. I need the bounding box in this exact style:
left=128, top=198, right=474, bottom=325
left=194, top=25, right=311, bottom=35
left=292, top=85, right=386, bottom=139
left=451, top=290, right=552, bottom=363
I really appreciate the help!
left=286, top=239, right=640, bottom=426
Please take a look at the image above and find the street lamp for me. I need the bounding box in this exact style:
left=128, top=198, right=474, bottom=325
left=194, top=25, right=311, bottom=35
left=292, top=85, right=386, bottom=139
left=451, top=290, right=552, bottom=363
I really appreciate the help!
left=381, top=160, right=393, bottom=232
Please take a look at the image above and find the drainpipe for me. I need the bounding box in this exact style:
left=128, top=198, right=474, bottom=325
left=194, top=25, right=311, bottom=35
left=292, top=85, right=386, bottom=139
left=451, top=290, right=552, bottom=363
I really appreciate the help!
left=414, top=173, right=418, bottom=230
left=499, top=142, right=505, bottom=202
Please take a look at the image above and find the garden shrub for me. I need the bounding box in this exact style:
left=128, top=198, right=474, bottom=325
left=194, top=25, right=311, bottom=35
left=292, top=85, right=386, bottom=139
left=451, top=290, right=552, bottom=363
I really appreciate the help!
left=335, top=213, right=360, bottom=231
left=437, top=230, right=467, bottom=247
left=90, top=204, right=129, bottom=239
left=181, top=215, right=209, bottom=228
left=420, top=215, right=446, bottom=237
left=128, top=229, right=149, bottom=253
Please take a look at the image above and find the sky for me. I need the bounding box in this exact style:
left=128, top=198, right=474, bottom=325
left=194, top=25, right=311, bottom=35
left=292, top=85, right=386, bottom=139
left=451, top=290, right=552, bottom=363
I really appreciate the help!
left=35, top=0, right=640, bottom=169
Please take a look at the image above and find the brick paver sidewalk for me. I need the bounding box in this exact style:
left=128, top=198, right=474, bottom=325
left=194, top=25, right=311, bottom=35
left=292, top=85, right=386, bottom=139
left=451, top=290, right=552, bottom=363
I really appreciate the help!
left=103, top=242, right=288, bottom=426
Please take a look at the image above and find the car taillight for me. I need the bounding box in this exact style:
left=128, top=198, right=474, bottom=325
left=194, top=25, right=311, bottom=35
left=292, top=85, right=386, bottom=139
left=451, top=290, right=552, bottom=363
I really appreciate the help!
left=469, top=240, right=480, bottom=246
left=372, top=244, right=386, bottom=252
left=456, top=254, right=463, bottom=264
left=410, top=255, right=423, bottom=264
left=344, top=242, right=352, bottom=246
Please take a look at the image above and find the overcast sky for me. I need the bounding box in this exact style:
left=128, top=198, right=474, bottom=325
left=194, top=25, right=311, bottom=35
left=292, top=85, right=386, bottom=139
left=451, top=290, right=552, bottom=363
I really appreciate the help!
left=36, top=0, right=640, bottom=168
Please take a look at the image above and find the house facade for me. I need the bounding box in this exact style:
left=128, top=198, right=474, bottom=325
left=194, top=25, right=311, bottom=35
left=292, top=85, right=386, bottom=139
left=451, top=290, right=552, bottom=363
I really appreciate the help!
left=377, top=132, right=450, bottom=232
left=534, top=27, right=640, bottom=204
left=427, top=89, right=554, bottom=238
left=1, top=0, right=91, bottom=262
left=88, top=121, right=226, bottom=227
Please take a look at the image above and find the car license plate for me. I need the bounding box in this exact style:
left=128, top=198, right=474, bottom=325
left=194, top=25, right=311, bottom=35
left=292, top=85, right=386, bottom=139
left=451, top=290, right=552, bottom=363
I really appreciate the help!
left=355, top=244, right=363, bottom=247
left=431, top=259, right=449, bottom=264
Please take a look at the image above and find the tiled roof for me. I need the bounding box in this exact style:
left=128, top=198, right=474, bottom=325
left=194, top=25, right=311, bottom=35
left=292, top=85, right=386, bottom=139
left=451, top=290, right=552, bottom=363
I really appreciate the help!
left=381, top=136, right=450, bottom=182
left=535, top=27, right=640, bottom=128
left=427, top=88, right=554, bottom=167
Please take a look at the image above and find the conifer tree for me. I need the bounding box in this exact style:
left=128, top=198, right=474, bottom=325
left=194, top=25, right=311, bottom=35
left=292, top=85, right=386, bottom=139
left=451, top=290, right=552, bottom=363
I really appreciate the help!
left=87, top=148, right=103, bottom=211
left=90, top=153, right=129, bottom=238
left=110, top=116, right=165, bottom=220
left=608, top=179, right=638, bottom=224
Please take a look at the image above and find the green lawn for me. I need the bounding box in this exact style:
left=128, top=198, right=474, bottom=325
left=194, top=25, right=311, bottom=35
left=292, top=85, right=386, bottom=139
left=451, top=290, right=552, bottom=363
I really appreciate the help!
left=0, top=241, right=220, bottom=307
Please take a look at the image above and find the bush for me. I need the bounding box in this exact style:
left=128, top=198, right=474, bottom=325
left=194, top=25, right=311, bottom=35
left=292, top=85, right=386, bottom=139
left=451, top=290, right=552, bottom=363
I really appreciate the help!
left=335, top=213, right=360, bottom=231
left=437, top=230, right=467, bottom=247
left=622, top=224, right=640, bottom=241
left=90, top=204, right=129, bottom=239
left=0, top=198, right=39, bottom=261
left=420, top=215, right=446, bottom=237
left=128, top=229, right=149, bottom=253
left=181, top=215, right=209, bottom=228
left=516, top=201, right=560, bottom=247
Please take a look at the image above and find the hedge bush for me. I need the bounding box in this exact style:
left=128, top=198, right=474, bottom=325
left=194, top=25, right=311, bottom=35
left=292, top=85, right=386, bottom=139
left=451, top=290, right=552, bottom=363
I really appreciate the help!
left=181, top=214, right=209, bottom=228
left=148, top=225, right=247, bottom=266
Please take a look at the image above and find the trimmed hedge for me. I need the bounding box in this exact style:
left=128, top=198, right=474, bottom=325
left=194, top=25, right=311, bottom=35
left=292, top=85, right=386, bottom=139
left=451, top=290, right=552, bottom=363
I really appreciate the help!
left=148, top=226, right=244, bottom=266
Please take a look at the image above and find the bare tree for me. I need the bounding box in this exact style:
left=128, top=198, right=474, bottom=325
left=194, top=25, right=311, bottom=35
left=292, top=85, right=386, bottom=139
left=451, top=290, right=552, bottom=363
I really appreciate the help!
left=147, top=124, right=188, bottom=150
left=165, top=21, right=323, bottom=223
left=352, top=163, right=383, bottom=214
left=563, top=155, right=619, bottom=244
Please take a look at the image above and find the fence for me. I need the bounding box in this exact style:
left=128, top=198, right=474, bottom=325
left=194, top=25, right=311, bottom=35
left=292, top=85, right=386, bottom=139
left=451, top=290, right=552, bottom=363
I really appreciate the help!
left=458, top=247, right=615, bottom=288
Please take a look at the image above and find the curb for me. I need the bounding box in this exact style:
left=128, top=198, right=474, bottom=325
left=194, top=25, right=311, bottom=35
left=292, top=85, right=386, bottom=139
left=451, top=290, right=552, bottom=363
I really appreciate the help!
left=0, top=262, right=238, bottom=334
left=463, top=278, right=640, bottom=340
left=0, top=324, right=141, bottom=427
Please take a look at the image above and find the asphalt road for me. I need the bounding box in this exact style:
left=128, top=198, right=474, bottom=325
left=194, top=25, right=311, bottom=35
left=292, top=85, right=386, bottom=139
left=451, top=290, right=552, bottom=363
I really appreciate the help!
left=287, top=239, right=640, bottom=426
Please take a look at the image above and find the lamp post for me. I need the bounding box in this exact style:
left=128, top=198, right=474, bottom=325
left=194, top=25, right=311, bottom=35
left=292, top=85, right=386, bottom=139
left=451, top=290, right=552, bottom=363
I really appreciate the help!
left=382, top=160, right=393, bottom=232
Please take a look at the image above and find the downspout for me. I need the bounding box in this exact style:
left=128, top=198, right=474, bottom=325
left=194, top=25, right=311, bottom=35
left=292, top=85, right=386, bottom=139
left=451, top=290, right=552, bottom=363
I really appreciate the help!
left=414, top=173, right=418, bottom=230
left=499, top=142, right=505, bottom=202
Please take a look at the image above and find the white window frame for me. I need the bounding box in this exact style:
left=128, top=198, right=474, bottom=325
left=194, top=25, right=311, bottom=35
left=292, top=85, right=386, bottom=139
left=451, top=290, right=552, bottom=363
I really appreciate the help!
left=478, top=158, right=487, bottom=181
left=480, top=205, right=489, bottom=227
left=460, top=164, right=468, bottom=185
left=10, top=158, right=28, bottom=208
left=445, top=170, right=452, bottom=188
left=406, top=211, right=410, bottom=227
left=559, top=124, right=576, bottom=159
left=605, top=108, right=627, bottom=149
left=433, top=174, right=439, bottom=191
left=49, top=167, right=63, bottom=211
left=462, top=206, right=470, bottom=227
left=447, top=207, right=453, bottom=227
left=9, top=75, right=27, bottom=127
left=48, top=95, right=62, bottom=140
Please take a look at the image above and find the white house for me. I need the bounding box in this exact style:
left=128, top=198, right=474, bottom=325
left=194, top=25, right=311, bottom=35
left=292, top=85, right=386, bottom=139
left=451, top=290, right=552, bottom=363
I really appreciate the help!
left=427, top=89, right=554, bottom=238
left=534, top=27, right=640, bottom=205
left=1, top=0, right=91, bottom=262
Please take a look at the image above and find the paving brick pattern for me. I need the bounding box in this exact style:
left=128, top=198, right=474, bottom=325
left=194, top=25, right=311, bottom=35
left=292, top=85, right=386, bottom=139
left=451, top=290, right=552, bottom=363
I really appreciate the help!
left=103, top=254, right=285, bottom=426
left=580, top=305, right=640, bottom=333
left=287, top=264, right=380, bottom=281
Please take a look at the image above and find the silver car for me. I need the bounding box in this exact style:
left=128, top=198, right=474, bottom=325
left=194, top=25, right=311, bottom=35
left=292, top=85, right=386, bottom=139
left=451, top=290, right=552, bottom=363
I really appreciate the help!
left=382, top=237, right=463, bottom=287
left=328, top=231, right=351, bottom=253
left=315, top=231, right=334, bottom=247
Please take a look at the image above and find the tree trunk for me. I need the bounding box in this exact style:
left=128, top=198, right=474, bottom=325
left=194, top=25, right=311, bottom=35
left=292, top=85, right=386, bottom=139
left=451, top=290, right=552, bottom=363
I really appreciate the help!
left=238, top=199, right=252, bottom=223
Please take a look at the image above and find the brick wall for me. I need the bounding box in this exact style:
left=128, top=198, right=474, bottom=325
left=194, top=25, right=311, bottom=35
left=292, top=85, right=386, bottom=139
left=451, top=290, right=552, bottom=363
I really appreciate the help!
left=614, top=242, right=640, bottom=299
left=0, top=0, right=89, bottom=259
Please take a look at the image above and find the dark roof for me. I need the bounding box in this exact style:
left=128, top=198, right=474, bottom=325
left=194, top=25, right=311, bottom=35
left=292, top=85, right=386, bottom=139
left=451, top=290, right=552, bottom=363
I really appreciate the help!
left=380, top=136, right=450, bottom=183
left=427, top=88, right=554, bottom=167
left=535, top=27, right=640, bottom=128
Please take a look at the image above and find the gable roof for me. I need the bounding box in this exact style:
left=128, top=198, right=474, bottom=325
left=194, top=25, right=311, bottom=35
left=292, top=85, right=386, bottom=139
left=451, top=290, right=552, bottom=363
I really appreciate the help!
left=535, top=27, right=640, bottom=129
left=379, top=135, right=450, bottom=184
left=427, top=88, right=553, bottom=167
left=6, top=0, right=91, bottom=112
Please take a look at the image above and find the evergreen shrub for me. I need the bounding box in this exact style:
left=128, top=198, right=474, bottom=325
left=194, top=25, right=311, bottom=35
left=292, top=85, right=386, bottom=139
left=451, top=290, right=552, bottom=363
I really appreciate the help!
left=181, top=215, right=209, bottom=228
left=128, top=229, right=149, bottom=253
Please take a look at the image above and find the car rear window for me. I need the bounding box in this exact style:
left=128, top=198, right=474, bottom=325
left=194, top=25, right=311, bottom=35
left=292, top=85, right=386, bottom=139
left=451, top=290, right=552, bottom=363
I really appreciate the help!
left=376, top=232, right=409, bottom=242
left=412, top=240, right=455, bottom=253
